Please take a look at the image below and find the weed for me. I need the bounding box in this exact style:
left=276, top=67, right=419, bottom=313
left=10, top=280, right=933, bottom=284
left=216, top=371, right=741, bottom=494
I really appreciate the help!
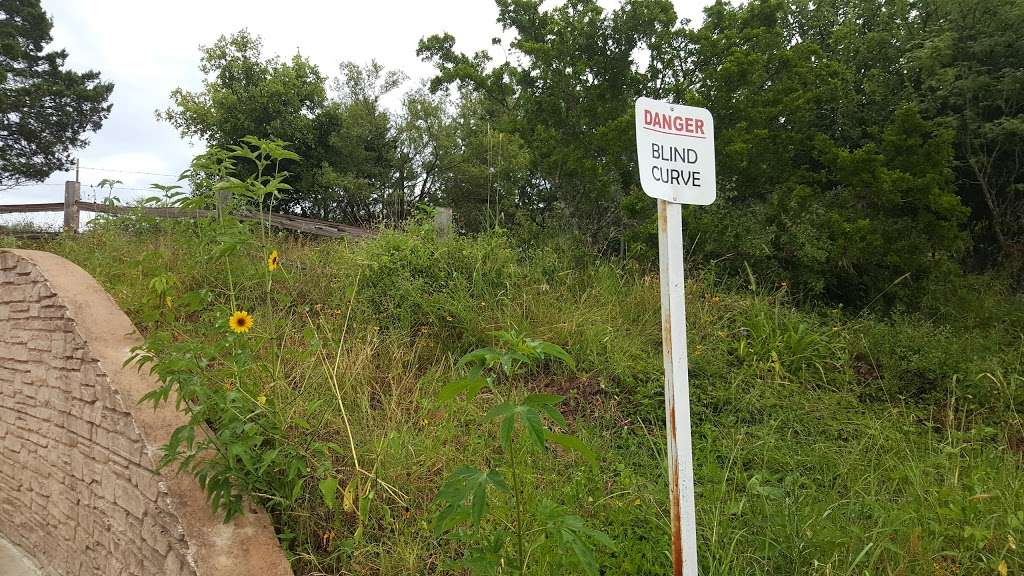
left=433, top=330, right=611, bottom=575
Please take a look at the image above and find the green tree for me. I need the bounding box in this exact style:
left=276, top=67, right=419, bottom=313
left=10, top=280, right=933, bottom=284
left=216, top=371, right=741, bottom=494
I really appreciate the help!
left=399, top=87, right=529, bottom=232
left=910, top=0, right=1024, bottom=267
left=301, top=61, right=408, bottom=224
left=678, top=0, right=967, bottom=304
left=159, top=30, right=324, bottom=211
left=161, top=31, right=410, bottom=224
left=418, top=0, right=688, bottom=247
left=0, top=0, right=113, bottom=189
left=160, top=30, right=326, bottom=148
left=421, top=0, right=968, bottom=304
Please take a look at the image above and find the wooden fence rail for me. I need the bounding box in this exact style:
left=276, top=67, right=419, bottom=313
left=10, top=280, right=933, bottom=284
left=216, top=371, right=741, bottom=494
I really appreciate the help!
left=0, top=202, right=65, bottom=215
left=1, top=181, right=374, bottom=239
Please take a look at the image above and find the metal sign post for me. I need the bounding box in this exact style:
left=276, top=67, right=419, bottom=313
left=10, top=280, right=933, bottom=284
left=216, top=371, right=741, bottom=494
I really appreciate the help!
left=658, top=199, right=698, bottom=575
left=636, top=97, right=716, bottom=576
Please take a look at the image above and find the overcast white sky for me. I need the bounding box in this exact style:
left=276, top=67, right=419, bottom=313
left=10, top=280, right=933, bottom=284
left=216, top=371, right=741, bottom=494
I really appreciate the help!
left=2, top=0, right=708, bottom=227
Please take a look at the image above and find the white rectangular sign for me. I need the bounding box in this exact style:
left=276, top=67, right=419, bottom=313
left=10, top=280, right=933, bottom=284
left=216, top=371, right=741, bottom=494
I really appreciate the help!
left=636, top=97, right=716, bottom=204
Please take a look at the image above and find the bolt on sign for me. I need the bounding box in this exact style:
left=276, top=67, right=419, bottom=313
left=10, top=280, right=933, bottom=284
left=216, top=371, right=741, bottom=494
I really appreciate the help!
left=635, top=96, right=716, bottom=576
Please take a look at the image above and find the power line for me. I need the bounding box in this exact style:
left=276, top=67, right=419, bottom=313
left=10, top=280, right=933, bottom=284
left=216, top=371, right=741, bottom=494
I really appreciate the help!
left=81, top=185, right=184, bottom=193
left=78, top=165, right=180, bottom=178
left=7, top=183, right=185, bottom=193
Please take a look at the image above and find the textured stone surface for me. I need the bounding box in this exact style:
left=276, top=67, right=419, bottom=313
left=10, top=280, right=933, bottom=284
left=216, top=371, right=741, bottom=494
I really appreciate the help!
left=0, top=249, right=293, bottom=576
left=0, top=534, right=40, bottom=575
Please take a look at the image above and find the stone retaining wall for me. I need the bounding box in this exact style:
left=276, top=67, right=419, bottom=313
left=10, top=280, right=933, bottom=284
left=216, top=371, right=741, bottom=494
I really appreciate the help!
left=0, top=249, right=293, bottom=576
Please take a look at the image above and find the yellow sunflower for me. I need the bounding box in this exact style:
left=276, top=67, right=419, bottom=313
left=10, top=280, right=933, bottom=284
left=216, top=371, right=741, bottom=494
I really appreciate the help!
left=228, top=310, right=254, bottom=334
left=267, top=250, right=280, bottom=271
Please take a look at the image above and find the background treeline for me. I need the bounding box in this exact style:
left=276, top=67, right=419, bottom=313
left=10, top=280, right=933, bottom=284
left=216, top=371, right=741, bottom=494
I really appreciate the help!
left=161, top=0, right=1024, bottom=305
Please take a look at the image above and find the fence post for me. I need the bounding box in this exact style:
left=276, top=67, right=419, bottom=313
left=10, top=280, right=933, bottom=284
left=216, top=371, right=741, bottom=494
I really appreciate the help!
left=63, top=181, right=80, bottom=233
left=433, top=207, right=453, bottom=239
left=215, top=189, right=231, bottom=214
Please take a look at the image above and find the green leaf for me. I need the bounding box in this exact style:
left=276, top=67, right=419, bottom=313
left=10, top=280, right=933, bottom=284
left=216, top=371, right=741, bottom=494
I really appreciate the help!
left=538, top=403, right=568, bottom=428
left=470, top=483, right=488, bottom=525
left=524, top=393, right=564, bottom=407
left=568, top=531, right=600, bottom=576
left=438, top=378, right=470, bottom=403
left=499, top=413, right=515, bottom=452
left=433, top=466, right=506, bottom=533
left=546, top=432, right=598, bottom=466
left=483, top=402, right=516, bottom=422
left=581, top=525, right=616, bottom=549
left=458, top=347, right=502, bottom=368
left=465, top=368, right=489, bottom=401
left=319, top=477, right=339, bottom=510
left=531, top=340, right=576, bottom=370
left=484, top=469, right=509, bottom=493
left=358, top=492, right=372, bottom=522
left=438, top=365, right=487, bottom=403
left=522, top=407, right=547, bottom=450
left=343, top=478, right=356, bottom=512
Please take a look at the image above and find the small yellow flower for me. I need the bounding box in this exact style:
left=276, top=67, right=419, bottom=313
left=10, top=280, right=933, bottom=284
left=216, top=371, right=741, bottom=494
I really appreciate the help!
left=1009, top=535, right=1017, bottom=550
left=256, top=395, right=267, bottom=406
left=267, top=250, right=280, bottom=271
left=998, top=559, right=1007, bottom=576
left=224, top=382, right=234, bottom=391
left=229, top=310, right=254, bottom=334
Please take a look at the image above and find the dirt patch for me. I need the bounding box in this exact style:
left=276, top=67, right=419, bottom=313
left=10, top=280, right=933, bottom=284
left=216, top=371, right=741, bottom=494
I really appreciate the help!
left=529, top=374, right=612, bottom=423
left=1008, top=431, right=1024, bottom=459
left=851, top=355, right=881, bottom=382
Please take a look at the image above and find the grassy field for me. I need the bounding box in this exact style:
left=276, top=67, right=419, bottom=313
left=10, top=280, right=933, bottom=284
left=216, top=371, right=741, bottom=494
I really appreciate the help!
left=9, top=215, right=1023, bottom=575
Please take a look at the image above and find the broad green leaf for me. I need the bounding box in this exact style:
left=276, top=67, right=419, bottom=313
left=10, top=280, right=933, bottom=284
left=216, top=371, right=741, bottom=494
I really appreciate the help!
left=538, top=403, right=567, bottom=428
left=499, top=414, right=515, bottom=452
left=438, top=366, right=487, bottom=403
left=568, top=532, right=600, bottom=576
left=437, top=378, right=470, bottom=403
left=483, top=402, right=516, bottom=422
left=546, top=432, right=598, bottom=466
left=524, top=393, right=564, bottom=407
left=433, top=466, right=505, bottom=533
left=358, top=492, right=371, bottom=522
left=470, top=483, right=488, bottom=525
left=319, top=477, right=338, bottom=510
left=581, top=525, right=616, bottom=549
left=458, top=347, right=501, bottom=368
left=484, top=469, right=509, bottom=493
left=522, top=407, right=547, bottom=450
left=531, top=339, right=576, bottom=369
left=465, top=368, right=489, bottom=401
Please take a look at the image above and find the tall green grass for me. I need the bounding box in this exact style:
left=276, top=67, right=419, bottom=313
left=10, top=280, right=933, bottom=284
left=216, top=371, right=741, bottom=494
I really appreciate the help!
left=21, top=216, right=1024, bottom=575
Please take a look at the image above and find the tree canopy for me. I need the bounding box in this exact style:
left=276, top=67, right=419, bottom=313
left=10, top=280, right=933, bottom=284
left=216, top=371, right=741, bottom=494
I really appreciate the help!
left=0, top=0, right=113, bottom=189
left=416, top=0, right=1021, bottom=303
left=163, top=0, right=1024, bottom=305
